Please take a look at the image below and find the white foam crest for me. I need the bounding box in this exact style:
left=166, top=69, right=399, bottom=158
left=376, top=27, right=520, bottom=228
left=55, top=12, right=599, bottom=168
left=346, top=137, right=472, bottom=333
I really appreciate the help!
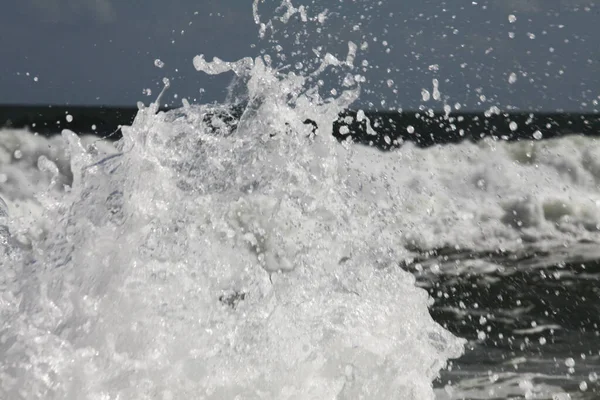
left=382, top=136, right=600, bottom=252
left=324, top=135, right=600, bottom=257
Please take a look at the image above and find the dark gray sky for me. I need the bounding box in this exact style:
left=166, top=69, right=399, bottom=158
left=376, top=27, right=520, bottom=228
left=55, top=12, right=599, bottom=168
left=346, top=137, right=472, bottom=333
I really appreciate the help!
left=0, top=0, right=598, bottom=111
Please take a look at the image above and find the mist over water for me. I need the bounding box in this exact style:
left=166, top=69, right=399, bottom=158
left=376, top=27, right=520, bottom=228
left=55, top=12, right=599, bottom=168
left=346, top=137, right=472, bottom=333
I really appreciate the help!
left=1, top=1, right=599, bottom=399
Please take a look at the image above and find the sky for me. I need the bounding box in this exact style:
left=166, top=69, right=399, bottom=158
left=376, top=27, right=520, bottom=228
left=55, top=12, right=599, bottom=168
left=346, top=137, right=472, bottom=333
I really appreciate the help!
left=0, top=0, right=598, bottom=111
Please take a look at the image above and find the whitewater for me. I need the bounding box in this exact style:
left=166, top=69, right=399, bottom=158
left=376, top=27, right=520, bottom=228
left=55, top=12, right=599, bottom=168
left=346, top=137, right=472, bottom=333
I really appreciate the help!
left=1, top=1, right=599, bottom=399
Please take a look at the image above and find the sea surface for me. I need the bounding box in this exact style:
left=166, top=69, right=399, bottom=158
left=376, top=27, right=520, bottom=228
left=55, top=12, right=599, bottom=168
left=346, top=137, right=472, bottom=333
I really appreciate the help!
left=1, top=1, right=599, bottom=399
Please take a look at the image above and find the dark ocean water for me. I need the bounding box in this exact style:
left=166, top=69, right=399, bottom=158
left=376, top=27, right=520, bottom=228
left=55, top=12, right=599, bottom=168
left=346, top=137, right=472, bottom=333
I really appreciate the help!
left=2, top=105, right=599, bottom=146
left=412, top=245, right=600, bottom=398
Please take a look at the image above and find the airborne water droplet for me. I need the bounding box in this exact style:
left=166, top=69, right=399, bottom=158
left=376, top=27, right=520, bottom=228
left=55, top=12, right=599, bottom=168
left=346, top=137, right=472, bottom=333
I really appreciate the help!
left=565, top=357, right=575, bottom=368
left=539, top=337, right=547, bottom=345
left=421, top=89, right=431, bottom=102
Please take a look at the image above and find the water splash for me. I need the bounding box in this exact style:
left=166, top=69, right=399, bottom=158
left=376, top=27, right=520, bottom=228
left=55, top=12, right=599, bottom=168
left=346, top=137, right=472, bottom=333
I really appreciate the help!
left=0, top=2, right=465, bottom=399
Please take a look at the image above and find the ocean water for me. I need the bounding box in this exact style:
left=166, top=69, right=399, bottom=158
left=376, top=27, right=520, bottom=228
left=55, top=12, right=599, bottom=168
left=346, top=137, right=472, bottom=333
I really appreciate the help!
left=1, top=1, right=599, bottom=399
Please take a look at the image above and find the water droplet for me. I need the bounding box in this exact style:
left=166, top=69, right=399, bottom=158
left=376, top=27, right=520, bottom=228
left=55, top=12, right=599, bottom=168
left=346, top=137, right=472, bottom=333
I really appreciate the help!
left=421, top=89, right=431, bottom=102
left=155, top=59, right=165, bottom=68
left=338, top=126, right=350, bottom=135
left=66, top=114, right=73, bottom=123
left=508, top=72, right=517, bottom=84
left=432, top=79, right=441, bottom=101
left=539, top=337, right=546, bottom=345
left=565, top=357, right=575, bottom=368
left=533, top=130, right=543, bottom=140
left=508, top=14, right=517, bottom=23
left=509, top=121, right=518, bottom=131
left=407, top=125, right=415, bottom=134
